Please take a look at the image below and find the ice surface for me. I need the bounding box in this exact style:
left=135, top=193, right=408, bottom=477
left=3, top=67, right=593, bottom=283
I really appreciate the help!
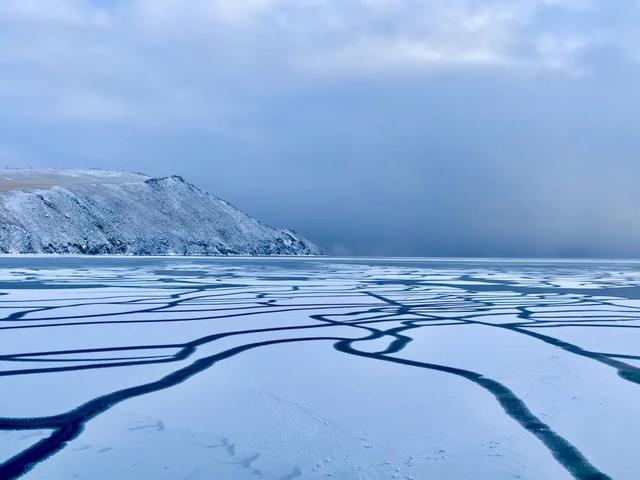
left=0, top=257, right=639, bottom=479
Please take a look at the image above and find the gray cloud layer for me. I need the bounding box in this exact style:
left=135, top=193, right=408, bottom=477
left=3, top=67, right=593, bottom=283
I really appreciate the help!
left=2, top=0, right=640, bottom=257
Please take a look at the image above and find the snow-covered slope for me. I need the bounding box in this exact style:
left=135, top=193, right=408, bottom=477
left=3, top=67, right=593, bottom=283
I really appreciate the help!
left=0, top=169, right=321, bottom=255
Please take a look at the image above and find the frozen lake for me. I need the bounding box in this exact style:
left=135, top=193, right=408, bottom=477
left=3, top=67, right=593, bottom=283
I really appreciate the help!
left=0, top=256, right=639, bottom=480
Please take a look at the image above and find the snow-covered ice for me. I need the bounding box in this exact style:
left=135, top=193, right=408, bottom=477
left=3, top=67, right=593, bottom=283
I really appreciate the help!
left=0, top=256, right=639, bottom=479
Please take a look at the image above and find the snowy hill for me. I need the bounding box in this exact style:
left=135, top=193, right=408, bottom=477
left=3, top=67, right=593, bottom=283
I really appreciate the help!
left=0, top=169, right=321, bottom=255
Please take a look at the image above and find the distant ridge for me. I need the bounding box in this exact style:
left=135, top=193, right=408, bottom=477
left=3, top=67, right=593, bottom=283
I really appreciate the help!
left=0, top=169, right=321, bottom=255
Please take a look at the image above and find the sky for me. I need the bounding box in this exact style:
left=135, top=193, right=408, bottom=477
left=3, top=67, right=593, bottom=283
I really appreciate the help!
left=1, top=0, right=640, bottom=257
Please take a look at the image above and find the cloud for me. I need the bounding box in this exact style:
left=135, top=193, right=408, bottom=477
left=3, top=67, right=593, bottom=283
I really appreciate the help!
left=0, top=0, right=634, bottom=128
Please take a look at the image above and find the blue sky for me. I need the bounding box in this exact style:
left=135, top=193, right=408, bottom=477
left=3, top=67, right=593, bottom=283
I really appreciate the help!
left=2, top=0, right=640, bottom=256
